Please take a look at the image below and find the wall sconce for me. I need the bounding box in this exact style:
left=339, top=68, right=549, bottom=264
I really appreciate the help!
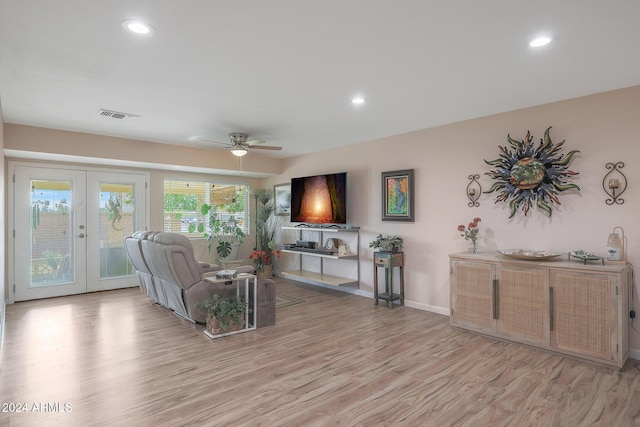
left=466, top=174, right=481, bottom=207
left=603, top=162, right=627, bottom=205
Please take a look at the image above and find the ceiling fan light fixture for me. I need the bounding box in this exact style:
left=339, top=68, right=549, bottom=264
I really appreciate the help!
left=231, top=148, right=248, bottom=157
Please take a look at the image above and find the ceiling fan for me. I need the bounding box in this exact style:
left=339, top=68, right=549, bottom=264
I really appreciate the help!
left=200, top=133, right=283, bottom=157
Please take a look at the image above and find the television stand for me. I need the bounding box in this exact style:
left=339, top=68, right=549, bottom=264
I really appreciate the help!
left=280, top=226, right=360, bottom=288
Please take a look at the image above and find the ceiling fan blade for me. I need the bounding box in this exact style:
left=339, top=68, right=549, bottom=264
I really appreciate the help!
left=199, top=138, right=232, bottom=147
left=246, top=139, right=266, bottom=145
left=249, top=145, right=282, bottom=151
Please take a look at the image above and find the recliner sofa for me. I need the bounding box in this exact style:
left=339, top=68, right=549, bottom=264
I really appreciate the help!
left=124, top=231, right=259, bottom=323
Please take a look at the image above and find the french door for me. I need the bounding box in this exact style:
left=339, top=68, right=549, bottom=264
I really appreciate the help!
left=12, top=164, right=148, bottom=301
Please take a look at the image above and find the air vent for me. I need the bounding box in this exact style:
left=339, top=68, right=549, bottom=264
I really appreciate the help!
left=98, top=109, right=140, bottom=120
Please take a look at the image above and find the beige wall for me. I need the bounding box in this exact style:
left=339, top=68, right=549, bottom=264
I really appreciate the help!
left=265, top=85, right=640, bottom=353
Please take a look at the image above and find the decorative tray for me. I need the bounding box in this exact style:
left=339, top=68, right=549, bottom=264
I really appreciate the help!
left=568, top=250, right=604, bottom=265
left=499, top=249, right=561, bottom=261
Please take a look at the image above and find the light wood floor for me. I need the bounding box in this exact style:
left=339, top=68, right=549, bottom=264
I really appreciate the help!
left=2, top=278, right=640, bottom=427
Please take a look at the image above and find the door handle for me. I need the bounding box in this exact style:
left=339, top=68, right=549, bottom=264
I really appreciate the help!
left=76, top=233, right=85, bottom=238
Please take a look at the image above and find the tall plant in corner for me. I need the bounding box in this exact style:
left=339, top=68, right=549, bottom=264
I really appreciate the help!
left=251, top=189, right=282, bottom=273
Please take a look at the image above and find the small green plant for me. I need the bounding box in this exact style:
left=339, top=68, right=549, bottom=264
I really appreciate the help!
left=369, top=234, right=403, bottom=252
left=196, top=294, right=247, bottom=333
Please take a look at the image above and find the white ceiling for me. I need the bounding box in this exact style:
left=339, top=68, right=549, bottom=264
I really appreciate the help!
left=1, top=1, right=639, bottom=159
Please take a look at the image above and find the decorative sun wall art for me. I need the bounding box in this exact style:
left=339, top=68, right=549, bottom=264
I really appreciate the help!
left=484, top=127, right=580, bottom=218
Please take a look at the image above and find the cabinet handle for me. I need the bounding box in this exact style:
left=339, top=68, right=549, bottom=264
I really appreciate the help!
left=493, top=279, right=498, bottom=320
left=549, top=286, right=554, bottom=331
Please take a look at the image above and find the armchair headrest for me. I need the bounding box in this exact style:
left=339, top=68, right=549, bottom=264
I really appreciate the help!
left=151, top=232, right=193, bottom=250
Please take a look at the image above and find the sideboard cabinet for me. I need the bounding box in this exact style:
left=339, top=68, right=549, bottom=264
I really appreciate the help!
left=449, top=252, right=631, bottom=368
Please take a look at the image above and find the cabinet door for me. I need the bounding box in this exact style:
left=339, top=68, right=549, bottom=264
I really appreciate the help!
left=496, top=267, right=550, bottom=347
left=450, top=261, right=494, bottom=332
left=550, top=271, right=617, bottom=362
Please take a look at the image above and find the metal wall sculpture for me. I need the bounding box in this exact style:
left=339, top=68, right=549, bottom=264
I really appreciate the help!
left=466, top=174, right=481, bottom=207
left=603, top=162, right=627, bottom=205
left=484, top=127, right=580, bottom=218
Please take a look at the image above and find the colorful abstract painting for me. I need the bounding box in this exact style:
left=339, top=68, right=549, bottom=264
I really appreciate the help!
left=382, top=169, right=414, bottom=221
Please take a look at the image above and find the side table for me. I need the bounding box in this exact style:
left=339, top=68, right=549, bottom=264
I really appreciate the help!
left=373, top=252, right=404, bottom=308
left=202, top=273, right=257, bottom=338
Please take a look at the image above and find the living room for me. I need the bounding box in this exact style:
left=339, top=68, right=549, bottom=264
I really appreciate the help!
left=2, top=2, right=640, bottom=424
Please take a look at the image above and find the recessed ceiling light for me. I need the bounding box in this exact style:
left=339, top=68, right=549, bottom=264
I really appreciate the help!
left=352, top=96, right=365, bottom=104
left=529, top=36, right=551, bottom=48
left=121, top=19, right=155, bottom=35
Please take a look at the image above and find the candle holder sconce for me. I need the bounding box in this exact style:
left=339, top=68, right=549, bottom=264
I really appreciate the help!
left=603, top=162, right=627, bottom=205
left=466, top=174, right=481, bottom=207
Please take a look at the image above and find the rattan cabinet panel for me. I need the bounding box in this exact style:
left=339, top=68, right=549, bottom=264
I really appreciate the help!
left=551, top=271, right=617, bottom=362
left=450, top=252, right=630, bottom=369
left=450, top=261, right=494, bottom=332
left=496, top=267, right=550, bottom=347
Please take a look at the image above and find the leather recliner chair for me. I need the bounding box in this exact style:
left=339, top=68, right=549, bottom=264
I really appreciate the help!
left=126, top=231, right=255, bottom=323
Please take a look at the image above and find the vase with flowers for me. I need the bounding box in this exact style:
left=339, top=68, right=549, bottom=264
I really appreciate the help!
left=250, top=245, right=281, bottom=279
left=458, top=217, right=481, bottom=253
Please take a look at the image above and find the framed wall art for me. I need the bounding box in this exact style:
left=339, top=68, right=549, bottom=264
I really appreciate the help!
left=381, top=169, right=414, bottom=222
left=274, top=183, right=291, bottom=216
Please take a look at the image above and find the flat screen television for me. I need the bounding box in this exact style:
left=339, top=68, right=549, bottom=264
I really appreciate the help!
left=290, top=172, right=347, bottom=225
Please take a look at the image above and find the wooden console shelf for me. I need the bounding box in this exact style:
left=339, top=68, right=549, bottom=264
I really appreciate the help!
left=449, top=252, right=631, bottom=369
left=279, top=270, right=358, bottom=287
left=280, top=226, right=359, bottom=287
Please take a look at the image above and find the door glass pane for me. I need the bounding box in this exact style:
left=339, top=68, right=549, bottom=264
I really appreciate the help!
left=30, top=180, right=74, bottom=286
left=99, top=183, right=135, bottom=279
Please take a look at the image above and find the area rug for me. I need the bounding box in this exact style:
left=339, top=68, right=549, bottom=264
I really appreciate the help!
left=275, top=293, right=305, bottom=309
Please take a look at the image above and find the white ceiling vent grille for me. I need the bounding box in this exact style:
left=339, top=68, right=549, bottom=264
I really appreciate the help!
left=98, top=109, right=140, bottom=120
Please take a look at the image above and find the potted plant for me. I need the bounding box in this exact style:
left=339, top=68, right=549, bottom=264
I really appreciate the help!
left=369, top=234, right=403, bottom=252
left=197, top=293, right=247, bottom=334
left=189, top=200, right=245, bottom=260
left=250, top=190, right=282, bottom=278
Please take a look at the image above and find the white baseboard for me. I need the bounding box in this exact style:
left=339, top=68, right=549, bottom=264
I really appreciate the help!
left=404, top=300, right=450, bottom=316
left=628, top=348, right=640, bottom=361
left=318, top=283, right=451, bottom=315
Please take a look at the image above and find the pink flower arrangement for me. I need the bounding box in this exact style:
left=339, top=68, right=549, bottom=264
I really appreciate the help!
left=458, top=217, right=481, bottom=244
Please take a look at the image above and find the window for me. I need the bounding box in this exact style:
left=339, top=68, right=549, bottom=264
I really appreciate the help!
left=163, top=180, right=249, bottom=237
